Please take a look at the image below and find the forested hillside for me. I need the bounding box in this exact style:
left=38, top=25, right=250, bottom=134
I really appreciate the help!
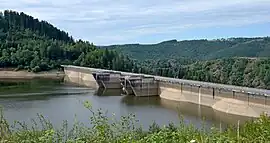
left=1, top=10, right=270, bottom=89
left=102, top=35, right=270, bottom=89
left=137, top=58, right=270, bottom=89
left=0, top=10, right=136, bottom=72
left=102, top=38, right=270, bottom=60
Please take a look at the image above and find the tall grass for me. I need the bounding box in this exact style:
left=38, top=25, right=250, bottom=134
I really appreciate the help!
left=0, top=101, right=269, bottom=143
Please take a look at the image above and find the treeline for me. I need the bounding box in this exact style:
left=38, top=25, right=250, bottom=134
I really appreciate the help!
left=0, top=10, right=73, bottom=42
left=185, top=58, right=270, bottom=89
left=0, top=29, right=136, bottom=72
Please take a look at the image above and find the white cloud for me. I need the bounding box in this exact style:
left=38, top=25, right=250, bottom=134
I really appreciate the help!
left=1, top=0, right=270, bottom=45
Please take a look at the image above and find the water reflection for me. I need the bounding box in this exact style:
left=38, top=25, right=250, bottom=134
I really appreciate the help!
left=159, top=99, right=254, bottom=127
left=0, top=79, right=62, bottom=95
left=94, top=88, right=123, bottom=96
left=121, top=95, right=161, bottom=106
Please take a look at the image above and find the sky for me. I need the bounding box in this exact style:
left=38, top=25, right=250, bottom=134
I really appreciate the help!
left=1, top=0, right=270, bottom=45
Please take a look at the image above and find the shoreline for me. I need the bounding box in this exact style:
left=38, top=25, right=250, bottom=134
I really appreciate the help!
left=0, top=70, right=65, bottom=80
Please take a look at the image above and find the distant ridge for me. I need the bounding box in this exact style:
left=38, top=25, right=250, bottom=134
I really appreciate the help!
left=102, top=37, right=270, bottom=60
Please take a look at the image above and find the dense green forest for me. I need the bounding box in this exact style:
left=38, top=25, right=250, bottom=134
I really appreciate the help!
left=1, top=10, right=270, bottom=89
left=138, top=58, right=270, bottom=89
left=0, top=10, right=137, bottom=72
left=102, top=38, right=270, bottom=60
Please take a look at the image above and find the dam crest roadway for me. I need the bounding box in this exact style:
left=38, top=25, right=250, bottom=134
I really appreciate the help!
left=62, top=65, right=270, bottom=118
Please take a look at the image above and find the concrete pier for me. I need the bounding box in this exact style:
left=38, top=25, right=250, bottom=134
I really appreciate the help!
left=64, top=66, right=122, bottom=89
left=63, top=66, right=98, bottom=88
left=123, top=76, right=159, bottom=97
left=93, top=72, right=122, bottom=89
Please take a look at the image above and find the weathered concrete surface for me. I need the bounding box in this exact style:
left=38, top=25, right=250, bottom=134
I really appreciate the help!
left=64, top=67, right=121, bottom=89
left=64, top=68, right=98, bottom=88
left=101, top=81, right=122, bottom=89
left=133, top=88, right=159, bottom=97
left=95, top=73, right=122, bottom=89
left=123, top=76, right=159, bottom=96
left=131, top=82, right=159, bottom=97
left=159, top=82, right=270, bottom=118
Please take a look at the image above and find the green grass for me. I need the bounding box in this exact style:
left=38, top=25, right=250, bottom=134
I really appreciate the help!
left=1, top=101, right=270, bottom=143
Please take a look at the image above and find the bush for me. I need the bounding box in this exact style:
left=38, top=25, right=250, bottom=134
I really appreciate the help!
left=148, top=121, right=161, bottom=133
left=39, top=62, right=50, bottom=71
left=24, top=66, right=30, bottom=70
left=32, top=66, right=41, bottom=73
left=15, top=65, right=24, bottom=71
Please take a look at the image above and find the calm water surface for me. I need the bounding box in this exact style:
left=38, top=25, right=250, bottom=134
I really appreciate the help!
left=0, top=79, right=252, bottom=130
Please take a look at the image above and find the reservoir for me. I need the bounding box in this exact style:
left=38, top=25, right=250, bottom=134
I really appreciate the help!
left=0, top=79, right=253, bottom=130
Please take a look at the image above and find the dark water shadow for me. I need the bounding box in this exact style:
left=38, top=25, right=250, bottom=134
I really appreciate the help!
left=94, top=88, right=123, bottom=96
left=0, top=79, right=93, bottom=101
left=0, top=79, right=63, bottom=94
left=121, top=95, right=161, bottom=106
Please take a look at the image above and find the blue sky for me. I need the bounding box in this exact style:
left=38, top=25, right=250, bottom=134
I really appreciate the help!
left=1, top=0, right=270, bottom=45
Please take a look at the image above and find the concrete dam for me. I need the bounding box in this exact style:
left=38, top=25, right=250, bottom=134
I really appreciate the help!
left=62, top=65, right=270, bottom=118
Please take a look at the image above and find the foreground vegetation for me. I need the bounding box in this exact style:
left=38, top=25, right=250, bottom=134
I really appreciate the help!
left=0, top=101, right=270, bottom=143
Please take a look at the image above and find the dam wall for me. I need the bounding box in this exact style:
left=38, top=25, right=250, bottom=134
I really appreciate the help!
left=132, top=80, right=159, bottom=97
left=64, top=66, right=122, bottom=89
left=64, top=66, right=98, bottom=88
left=158, top=82, right=270, bottom=118
left=94, top=73, right=122, bottom=89
left=62, top=65, right=270, bottom=117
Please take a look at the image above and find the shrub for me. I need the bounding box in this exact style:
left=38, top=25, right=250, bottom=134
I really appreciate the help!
left=32, top=66, right=41, bottom=73
left=15, top=65, right=24, bottom=71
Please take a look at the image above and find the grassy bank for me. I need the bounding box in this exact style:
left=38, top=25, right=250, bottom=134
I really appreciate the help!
left=0, top=101, right=269, bottom=143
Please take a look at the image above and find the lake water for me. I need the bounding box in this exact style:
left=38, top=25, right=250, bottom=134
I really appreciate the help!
left=0, top=79, right=253, bottom=130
